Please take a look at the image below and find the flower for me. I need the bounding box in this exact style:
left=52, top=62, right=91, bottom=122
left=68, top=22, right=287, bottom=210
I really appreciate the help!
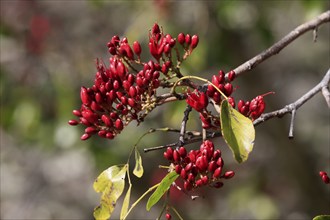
left=186, top=90, right=208, bottom=112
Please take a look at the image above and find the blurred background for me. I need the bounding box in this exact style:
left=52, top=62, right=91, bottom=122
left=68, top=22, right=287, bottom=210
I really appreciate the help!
left=1, top=1, right=329, bottom=219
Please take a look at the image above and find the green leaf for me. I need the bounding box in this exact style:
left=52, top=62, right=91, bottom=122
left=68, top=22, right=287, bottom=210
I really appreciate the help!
left=93, top=165, right=128, bottom=220
left=146, top=171, right=179, bottom=211
left=313, top=215, right=330, bottom=220
left=120, top=185, right=132, bottom=220
left=133, top=148, right=144, bottom=178
left=220, top=100, right=255, bottom=163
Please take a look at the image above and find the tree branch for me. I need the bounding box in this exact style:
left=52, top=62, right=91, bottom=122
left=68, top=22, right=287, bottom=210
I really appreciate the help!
left=231, top=10, right=330, bottom=77
left=179, top=105, right=192, bottom=146
left=253, top=69, right=330, bottom=126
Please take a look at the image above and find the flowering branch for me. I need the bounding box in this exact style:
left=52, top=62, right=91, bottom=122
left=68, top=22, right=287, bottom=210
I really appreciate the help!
left=232, top=10, right=330, bottom=77
left=145, top=69, right=330, bottom=151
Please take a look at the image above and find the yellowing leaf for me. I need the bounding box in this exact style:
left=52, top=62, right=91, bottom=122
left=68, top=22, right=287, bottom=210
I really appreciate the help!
left=313, top=215, right=330, bottom=220
left=133, top=148, right=143, bottom=178
left=93, top=165, right=127, bottom=220
left=120, top=185, right=131, bottom=220
left=146, top=171, right=179, bottom=211
left=220, top=100, right=255, bottom=163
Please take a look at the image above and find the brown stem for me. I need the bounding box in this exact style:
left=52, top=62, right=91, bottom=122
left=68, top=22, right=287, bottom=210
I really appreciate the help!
left=231, top=10, right=330, bottom=77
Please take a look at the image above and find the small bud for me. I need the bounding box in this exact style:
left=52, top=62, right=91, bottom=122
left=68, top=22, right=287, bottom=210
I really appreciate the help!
left=322, top=174, right=330, bottom=184
left=213, top=181, right=224, bottom=188
left=195, top=179, right=203, bottom=187
left=190, top=35, right=199, bottom=49
left=81, top=133, right=91, bottom=141
left=175, top=165, right=182, bottom=174
left=177, top=33, right=185, bottom=45
left=101, top=115, right=112, bottom=127
left=208, top=161, right=217, bottom=173
left=68, top=120, right=79, bottom=126
left=98, top=130, right=107, bottom=137
left=115, top=119, right=124, bottom=130
left=185, top=34, right=191, bottom=45
left=216, top=157, right=224, bottom=167
left=80, top=86, right=91, bottom=105
left=133, top=41, right=142, bottom=56
left=179, top=146, right=187, bottom=158
left=185, top=163, right=193, bottom=172
left=165, top=213, right=172, bottom=220
left=213, top=167, right=222, bottom=178
left=223, top=171, right=235, bottom=179
left=184, top=180, right=192, bottom=191
left=106, top=132, right=114, bottom=139
left=72, top=110, right=82, bottom=117
left=228, top=70, right=235, bottom=82
left=173, top=150, right=181, bottom=162
left=218, top=70, right=225, bottom=83
left=85, top=126, right=97, bottom=134
left=224, top=83, right=233, bottom=96
left=180, top=168, right=187, bottom=179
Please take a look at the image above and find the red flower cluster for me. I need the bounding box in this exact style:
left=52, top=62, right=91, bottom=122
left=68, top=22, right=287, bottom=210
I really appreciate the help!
left=68, top=57, right=162, bottom=140
left=163, top=140, right=235, bottom=191
left=237, top=92, right=274, bottom=120
left=185, top=70, right=272, bottom=129
left=69, top=23, right=200, bottom=140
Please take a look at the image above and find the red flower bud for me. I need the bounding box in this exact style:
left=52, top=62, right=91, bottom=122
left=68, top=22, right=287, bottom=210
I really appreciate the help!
left=80, top=86, right=91, bottom=105
left=175, top=165, right=182, bottom=174
left=68, top=120, right=79, bottom=126
left=180, top=168, right=187, bottom=179
left=129, top=86, right=137, bottom=98
left=173, top=150, right=180, bottom=162
left=177, top=33, right=185, bottom=44
left=152, top=23, right=161, bottom=36
left=81, top=133, right=91, bottom=141
left=101, top=114, right=112, bottom=127
left=228, top=70, right=235, bottom=82
left=72, top=110, right=82, bottom=117
left=208, top=161, right=217, bottom=173
left=201, top=175, right=208, bottom=185
left=85, top=126, right=97, bottom=134
left=179, top=146, right=187, bottom=158
left=165, top=213, right=171, bottom=220
left=218, top=70, right=225, bottom=83
left=184, top=180, right=192, bottom=191
left=133, top=41, right=142, bottom=55
left=188, top=173, right=195, bottom=182
left=195, top=179, right=204, bottom=187
left=224, top=83, right=233, bottom=96
left=223, top=171, right=235, bottom=179
left=185, top=34, right=191, bottom=45
left=213, top=181, right=224, bottom=188
left=106, top=132, right=114, bottom=139
left=116, top=61, right=126, bottom=80
left=227, top=96, right=235, bottom=108
left=115, top=119, right=123, bottom=130
left=213, top=167, right=222, bottom=178
left=190, top=35, right=199, bottom=49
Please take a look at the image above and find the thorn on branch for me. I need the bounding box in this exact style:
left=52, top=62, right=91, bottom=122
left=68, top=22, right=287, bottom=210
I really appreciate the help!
left=321, top=86, right=330, bottom=108
left=313, top=27, right=318, bottom=42
left=288, top=108, right=296, bottom=139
